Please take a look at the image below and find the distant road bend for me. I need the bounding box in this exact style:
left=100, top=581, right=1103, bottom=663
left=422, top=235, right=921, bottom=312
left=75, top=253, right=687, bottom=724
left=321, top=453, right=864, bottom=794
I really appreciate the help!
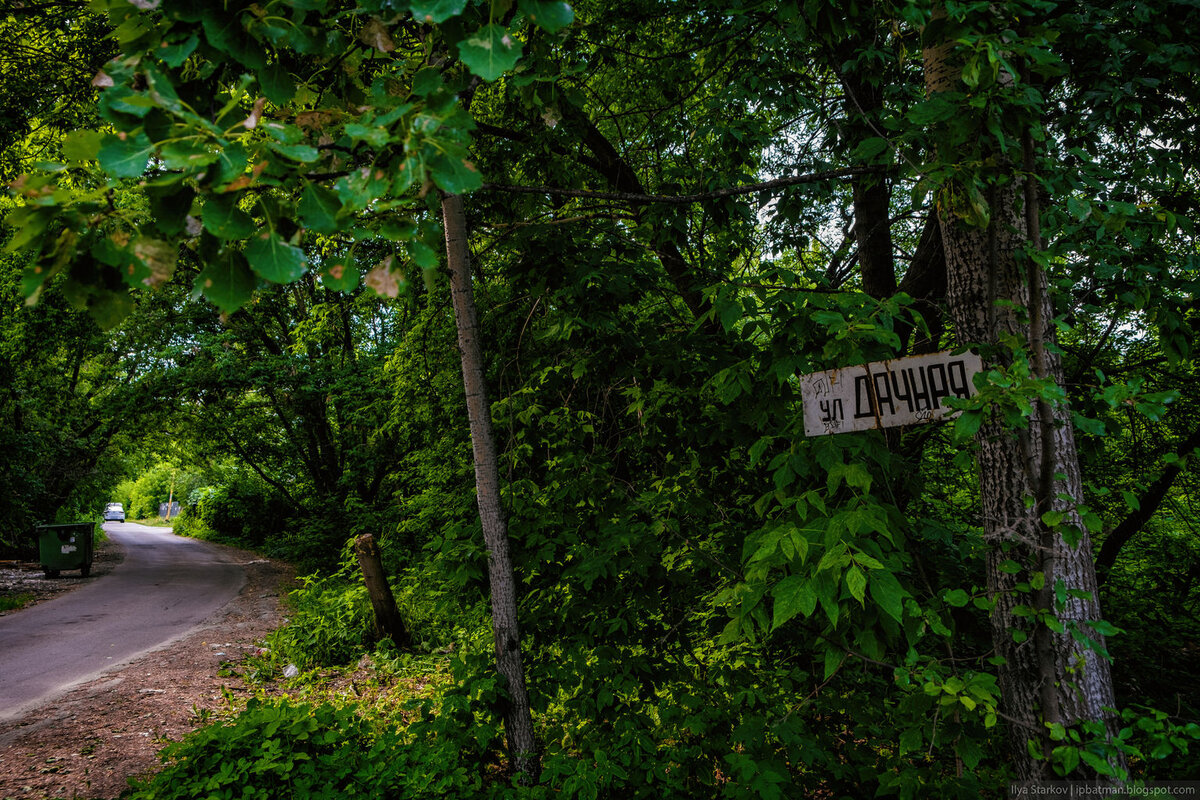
left=0, top=523, right=245, bottom=721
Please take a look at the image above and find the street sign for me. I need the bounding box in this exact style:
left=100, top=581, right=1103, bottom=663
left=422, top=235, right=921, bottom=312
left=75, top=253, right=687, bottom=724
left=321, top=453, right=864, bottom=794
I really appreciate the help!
left=799, top=350, right=983, bottom=436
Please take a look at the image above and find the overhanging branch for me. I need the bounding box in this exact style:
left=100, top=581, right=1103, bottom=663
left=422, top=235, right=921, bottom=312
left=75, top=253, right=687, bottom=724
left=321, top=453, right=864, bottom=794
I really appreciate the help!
left=481, top=166, right=884, bottom=206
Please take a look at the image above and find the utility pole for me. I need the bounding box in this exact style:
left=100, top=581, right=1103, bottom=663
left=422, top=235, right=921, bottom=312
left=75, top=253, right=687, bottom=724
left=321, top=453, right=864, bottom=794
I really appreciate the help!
left=165, top=471, right=176, bottom=522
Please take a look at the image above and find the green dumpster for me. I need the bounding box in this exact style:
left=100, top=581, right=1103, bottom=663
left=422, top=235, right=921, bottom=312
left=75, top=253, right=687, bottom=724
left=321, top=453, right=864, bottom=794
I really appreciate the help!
left=35, top=523, right=95, bottom=578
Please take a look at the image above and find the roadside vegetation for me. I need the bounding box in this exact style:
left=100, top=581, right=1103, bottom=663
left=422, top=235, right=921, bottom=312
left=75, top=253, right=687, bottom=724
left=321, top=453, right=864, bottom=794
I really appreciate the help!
left=2, top=0, right=1200, bottom=797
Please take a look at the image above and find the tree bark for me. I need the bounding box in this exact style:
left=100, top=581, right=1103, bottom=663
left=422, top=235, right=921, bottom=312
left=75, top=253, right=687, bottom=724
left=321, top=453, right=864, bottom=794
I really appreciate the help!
left=442, top=192, right=541, bottom=783
left=924, top=10, right=1123, bottom=782
left=354, top=533, right=410, bottom=648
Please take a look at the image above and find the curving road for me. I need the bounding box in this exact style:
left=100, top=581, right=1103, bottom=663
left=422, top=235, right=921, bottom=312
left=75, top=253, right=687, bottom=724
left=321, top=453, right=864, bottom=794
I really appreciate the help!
left=0, top=522, right=245, bottom=721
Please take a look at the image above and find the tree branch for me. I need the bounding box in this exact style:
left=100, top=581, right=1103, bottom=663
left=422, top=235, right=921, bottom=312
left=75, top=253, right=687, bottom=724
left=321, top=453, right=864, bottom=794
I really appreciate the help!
left=1096, top=425, right=1200, bottom=582
left=481, top=166, right=883, bottom=206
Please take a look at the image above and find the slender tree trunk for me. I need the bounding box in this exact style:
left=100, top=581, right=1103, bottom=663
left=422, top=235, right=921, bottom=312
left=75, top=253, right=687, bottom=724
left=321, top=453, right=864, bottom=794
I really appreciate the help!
left=924, top=12, right=1123, bottom=782
left=354, top=533, right=410, bottom=648
left=441, top=192, right=541, bottom=783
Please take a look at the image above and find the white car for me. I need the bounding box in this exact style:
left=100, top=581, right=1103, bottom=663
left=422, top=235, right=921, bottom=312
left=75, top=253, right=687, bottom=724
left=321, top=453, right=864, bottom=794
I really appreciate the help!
left=103, top=503, right=125, bottom=522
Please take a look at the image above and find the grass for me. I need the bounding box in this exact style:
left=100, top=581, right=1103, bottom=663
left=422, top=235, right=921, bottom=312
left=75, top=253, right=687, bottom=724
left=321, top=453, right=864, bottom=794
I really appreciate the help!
left=0, top=593, right=34, bottom=612
left=126, top=517, right=175, bottom=527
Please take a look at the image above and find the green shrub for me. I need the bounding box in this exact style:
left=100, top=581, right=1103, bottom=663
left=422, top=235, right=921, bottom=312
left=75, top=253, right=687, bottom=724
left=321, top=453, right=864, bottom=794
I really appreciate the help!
left=267, top=574, right=375, bottom=669
left=127, top=699, right=488, bottom=800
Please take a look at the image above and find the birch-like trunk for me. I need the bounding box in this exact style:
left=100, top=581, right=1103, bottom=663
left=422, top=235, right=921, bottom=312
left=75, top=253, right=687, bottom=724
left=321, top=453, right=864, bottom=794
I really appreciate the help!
left=924, top=14, right=1124, bottom=782
left=441, top=193, right=540, bottom=783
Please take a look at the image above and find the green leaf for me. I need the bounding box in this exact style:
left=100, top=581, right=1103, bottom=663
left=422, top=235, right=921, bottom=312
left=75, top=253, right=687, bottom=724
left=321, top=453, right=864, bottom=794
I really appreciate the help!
left=145, top=184, right=195, bottom=236
left=409, top=0, right=467, bottom=24
left=202, top=194, right=256, bottom=240
left=898, top=727, right=922, bottom=755
left=213, top=143, right=250, bottom=186
left=1052, top=745, right=1080, bottom=776
left=344, top=123, right=392, bottom=148
left=457, top=24, right=524, bottom=82
left=260, top=60, right=296, bottom=105
left=3, top=207, right=56, bottom=254
left=62, top=130, right=104, bottom=163
left=518, top=0, right=574, bottom=32
left=407, top=239, right=439, bottom=270
left=954, top=409, right=984, bottom=438
left=157, top=33, right=198, bottom=68
left=245, top=230, right=308, bottom=282
left=845, top=565, right=867, bottom=605
left=945, top=589, right=970, bottom=607
left=319, top=254, right=360, bottom=292
left=957, top=737, right=984, bottom=770
left=771, top=575, right=816, bottom=629
left=429, top=152, right=482, bottom=194
left=195, top=252, right=257, bottom=312
left=852, top=137, right=889, bottom=161
left=160, top=140, right=220, bottom=171
left=298, top=183, right=342, bottom=235
left=131, top=236, right=177, bottom=287
left=268, top=142, right=321, bottom=162
left=98, top=132, right=154, bottom=178
left=868, top=570, right=905, bottom=622
left=411, top=66, right=442, bottom=97
left=823, top=647, right=844, bottom=681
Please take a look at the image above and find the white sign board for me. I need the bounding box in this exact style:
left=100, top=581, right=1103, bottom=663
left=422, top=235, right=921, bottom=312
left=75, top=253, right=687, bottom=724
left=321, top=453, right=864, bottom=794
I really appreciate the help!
left=799, top=350, right=983, bottom=436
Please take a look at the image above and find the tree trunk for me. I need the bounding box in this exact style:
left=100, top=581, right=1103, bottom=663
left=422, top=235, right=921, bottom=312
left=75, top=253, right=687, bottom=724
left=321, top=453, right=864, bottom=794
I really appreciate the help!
left=354, top=533, right=410, bottom=648
left=924, top=11, right=1124, bottom=782
left=441, top=192, right=541, bottom=783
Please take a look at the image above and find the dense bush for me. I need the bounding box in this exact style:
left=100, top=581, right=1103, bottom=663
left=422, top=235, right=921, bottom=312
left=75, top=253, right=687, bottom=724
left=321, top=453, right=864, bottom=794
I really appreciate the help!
left=127, top=699, right=491, bottom=800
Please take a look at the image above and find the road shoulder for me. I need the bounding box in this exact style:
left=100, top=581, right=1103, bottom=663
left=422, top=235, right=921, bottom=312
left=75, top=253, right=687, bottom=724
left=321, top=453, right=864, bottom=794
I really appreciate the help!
left=0, top=546, right=294, bottom=800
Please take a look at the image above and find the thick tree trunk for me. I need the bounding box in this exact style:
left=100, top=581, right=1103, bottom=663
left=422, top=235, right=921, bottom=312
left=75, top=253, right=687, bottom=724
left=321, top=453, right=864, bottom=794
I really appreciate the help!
left=441, top=193, right=541, bottom=783
left=354, top=533, right=410, bottom=648
left=924, top=13, right=1123, bottom=782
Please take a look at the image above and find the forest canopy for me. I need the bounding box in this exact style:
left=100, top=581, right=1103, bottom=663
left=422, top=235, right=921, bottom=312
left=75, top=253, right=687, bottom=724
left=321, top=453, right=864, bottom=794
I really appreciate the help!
left=3, top=0, right=1200, bottom=796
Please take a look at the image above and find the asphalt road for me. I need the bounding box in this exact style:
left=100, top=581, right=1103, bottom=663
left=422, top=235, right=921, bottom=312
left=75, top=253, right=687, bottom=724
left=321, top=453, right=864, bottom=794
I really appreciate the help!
left=0, top=523, right=245, bottom=721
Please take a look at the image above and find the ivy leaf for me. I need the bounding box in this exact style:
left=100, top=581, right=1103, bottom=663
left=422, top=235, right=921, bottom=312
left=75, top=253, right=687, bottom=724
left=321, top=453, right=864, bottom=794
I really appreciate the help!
left=458, top=24, right=523, bottom=82
left=518, top=0, right=574, bottom=32
left=194, top=252, right=256, bottom=312
left=202, top=194, right=256, bottom=240
left=98, top=132, right=154, bottom=178
left=245, top=230, right=308, bottom=282
left=409, top=0, right=467, bottom=24
left=298, top=183, right=342, bottom=235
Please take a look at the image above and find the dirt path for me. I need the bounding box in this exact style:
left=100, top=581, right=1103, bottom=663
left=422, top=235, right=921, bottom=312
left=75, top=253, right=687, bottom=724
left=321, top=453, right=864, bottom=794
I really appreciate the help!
left=0, top=539, right=294, bottom=800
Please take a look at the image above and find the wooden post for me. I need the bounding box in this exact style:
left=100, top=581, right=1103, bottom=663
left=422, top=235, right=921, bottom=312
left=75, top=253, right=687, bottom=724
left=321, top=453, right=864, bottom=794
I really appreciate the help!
left=353, top=533, right=410, bottom=648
